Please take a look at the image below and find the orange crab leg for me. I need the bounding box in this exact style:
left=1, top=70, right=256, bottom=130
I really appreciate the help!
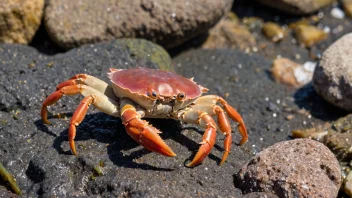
left=69, top=96, right=95, bottom=155
left=41, top=85, right=81, bottom=124
left=120, top=100, right=176, bottom=157
left=42, top=84, right=119, bottom=155
left=213, top=105, right=232, bottom=165
left=185, top=112, right=217, bottom=167
left=218, top=97, right=248, bottom=145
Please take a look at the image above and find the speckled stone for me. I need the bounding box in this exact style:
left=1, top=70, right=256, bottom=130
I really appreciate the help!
left=44, top=0, right=233, bottom=49
left=236, top=139, right=341, bottom=198
left=313, top=33, right=352, bottom=112
left=0, top=0, right=44, bottom=44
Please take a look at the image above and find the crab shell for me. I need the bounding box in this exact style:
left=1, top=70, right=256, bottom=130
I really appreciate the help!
left=108, top=68, right=209, bottom=111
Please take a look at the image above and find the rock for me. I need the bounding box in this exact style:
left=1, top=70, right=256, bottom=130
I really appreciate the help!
left=0, top=186, right=17, bottom=198
left=294, top=24, right=328, bottom=47
left=0, top=0, right=44, bottom=44
left=44, top=0, right=233, bottom=49
left=330, top=7, right=345, bottom=19
left=271, top=58, right=315, bottom=87
left=344, top=171, right=352, bottom=196
left=342, top=0, right=352, bottom=18
left=292, top=114, right=352, bottom=196
left=0, top=44, right=342, bottom=196
left=242, top=17, right=264, bottom=31
left=293, top=114, right=352, bottom=162
left=201, top=15, right=257, bottom=51
left=313, top=33, right=352, bottom=112
left=256, top=0, right=335, bottom=15
left=236, top=139, right=341, bottom=197
left=262, top=22, right=285, bottom=43
left=0, top=39, right=172, bottom=112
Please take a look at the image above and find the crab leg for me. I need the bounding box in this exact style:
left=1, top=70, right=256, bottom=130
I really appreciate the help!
left=183, top=103, right=232, bottom=165
left=193, top=95, right=248, bottom=145
left=41, top=84, right=119, bottom=124
left=120, top=98, right=176, bottom=157
left=56, top=74, right=116, bottom=98
left=213, top=105, right=232, bottom=165
left=181, top=110, right=217, bottom=167
left=41, top=85, right=119, bottom=154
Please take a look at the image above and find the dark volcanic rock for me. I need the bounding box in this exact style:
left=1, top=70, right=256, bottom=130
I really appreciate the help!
left=236, top=139, right=341, bottom=198
left=0, top=43, right=344, bottom=197
left=0, top=39, right=172, bottom=112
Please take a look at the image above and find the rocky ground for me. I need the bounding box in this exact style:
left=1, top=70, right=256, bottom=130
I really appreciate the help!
left=1, top=0, right=352, bottom=197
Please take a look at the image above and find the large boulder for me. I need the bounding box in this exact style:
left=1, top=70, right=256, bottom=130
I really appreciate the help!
left=0, top=0, right=44, bottom=44
left=313, top=33, right=352, bottom=112
left=44, top=0, right=233, bottom=49
left=236, top=139, right=341, bottom=197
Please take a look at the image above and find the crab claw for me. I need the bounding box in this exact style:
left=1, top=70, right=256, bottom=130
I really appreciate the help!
left=121, top=104, right=176, bottom=157
left=124, top=118, right=176, bottom=157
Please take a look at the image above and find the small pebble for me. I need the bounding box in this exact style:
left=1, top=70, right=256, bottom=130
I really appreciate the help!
left=331, top=7, right=345, bottom=19
left=286, top=114, right=294, bottom=120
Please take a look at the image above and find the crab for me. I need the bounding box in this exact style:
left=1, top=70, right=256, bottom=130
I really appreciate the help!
left=41, top=68, right=248, bottom=167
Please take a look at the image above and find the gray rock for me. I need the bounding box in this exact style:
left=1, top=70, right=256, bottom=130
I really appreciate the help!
left=0, top=39, right=172, bottom=112
left=0, top=0, right=44, bottom=44
left=236, top=139, right=341, bottom=198
left=313, top=33, right=352, bottom=112
left=44, top=0, right=233, bottom=49
left=256, top=0, right=335, bottom=15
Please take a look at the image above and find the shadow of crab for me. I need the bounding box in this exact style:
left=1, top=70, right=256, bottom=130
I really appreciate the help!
left=35, top=112, right=223, bottom=170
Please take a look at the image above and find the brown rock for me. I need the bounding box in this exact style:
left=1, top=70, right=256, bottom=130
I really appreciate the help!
left=262, top=22, right=285, bottom=43
left=271, top=58, right=315, bottom=87
left=342, top=0, right=352, bottom=18
left=44, top=0, right=233, bottom=49
left=256, top=0, right=335, bottom=15
left=202, top=18, right=256, bottom=50
left=236, top=139, right=341, bottom=198
left=0, top=0, right=44, bottom=44
left=294, top=24, right=328, bottom=47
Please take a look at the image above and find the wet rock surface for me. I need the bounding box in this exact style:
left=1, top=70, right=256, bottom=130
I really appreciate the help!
left=236, top=139, right=341, bottom=198
left=0, top=39, right=176, bottom=197
left=0, top=0, right=44, bottom=44
left=44, top=0, right=232, bottom=49
left=313, top=33, right=352, bottom=112
left=1, top=39, right=342, bottom=196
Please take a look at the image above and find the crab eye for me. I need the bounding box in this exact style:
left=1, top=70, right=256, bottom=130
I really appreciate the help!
left=177, top=93, right=186, bottom=101
left=147, top=91, right=158, bottom=99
